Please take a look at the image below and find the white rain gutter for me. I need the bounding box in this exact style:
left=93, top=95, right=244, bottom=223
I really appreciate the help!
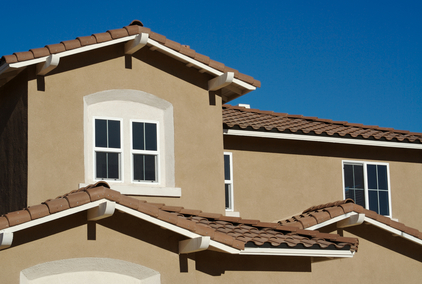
left=224, top=129, right=422, bottom=150
left=240, top=248, right=354, bottom=258
left=0, top=34, right=256, bottom=93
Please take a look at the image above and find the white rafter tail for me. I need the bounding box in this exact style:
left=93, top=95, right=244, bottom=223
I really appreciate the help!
left=337, top=213, right=365, bottom=228
left=0, top=232, right=13, bottom=250
left=36, top=54, right=60, bottom=76
left=125, top=33, right=149, bottom=55
left=87, top=201, right=116, bottom=221
left=179, top=236, right=210, bottom=254
left=208, top=72, right=234, bottom=91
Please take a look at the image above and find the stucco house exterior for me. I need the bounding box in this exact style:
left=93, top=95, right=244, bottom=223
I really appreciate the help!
left=0, top=20, right=421, bottom=283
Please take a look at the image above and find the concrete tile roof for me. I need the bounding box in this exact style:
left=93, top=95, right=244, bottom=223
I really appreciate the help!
left=278, top=199, right=422, bottom=241
left=0, top=20, right=260, bottom=88
left=223, top=104, right=422, bottom=144
left=0, top=182, right=358, bottom=253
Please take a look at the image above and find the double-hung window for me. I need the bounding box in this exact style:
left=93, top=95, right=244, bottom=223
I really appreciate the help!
left=224, top=152, right=234, bottom=211
left=132, top=121, right=158, bottom=182
left=94, top=119, right=122, bottom=180
left=343, top=161, right=391, bottom=216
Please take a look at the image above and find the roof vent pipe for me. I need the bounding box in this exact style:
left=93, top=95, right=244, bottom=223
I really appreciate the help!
left=237, top=104, right=250, bottom=109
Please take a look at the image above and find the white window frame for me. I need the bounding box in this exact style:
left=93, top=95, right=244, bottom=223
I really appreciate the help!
left=131, top=119, right=160, bottom=184
left=93, top=117, right=124, bottom=183
left=224, top=152, right=234, bottom=211
left=342, top=160, right=392, bottom=217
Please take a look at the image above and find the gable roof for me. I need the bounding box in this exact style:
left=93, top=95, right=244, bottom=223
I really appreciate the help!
left=0, top=182, right=358, bottom=257
left=278, top=199, right=422, bottom=246
left=223, top=104, right=422, bottom=147
left=0, top=20, right=260, bottom=102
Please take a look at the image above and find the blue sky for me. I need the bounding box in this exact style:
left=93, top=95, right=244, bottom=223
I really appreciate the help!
left=1, top=1, right=421, bottom=132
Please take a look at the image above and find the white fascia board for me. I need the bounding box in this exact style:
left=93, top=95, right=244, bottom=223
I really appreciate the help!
left=402, top=232, right=422, bottom=246
left=306, top=212, right=357, bottom=231
left=0, top=199, right=106, bottom=234
left=224, top=129, right=422, bottom=150
left=5, top=35, right=138, bottom=70
left=146, top=39, right=256, bottom=92
left=240, top=248, right=354, bottom=258
left=363, top=217, right=403, bottom=236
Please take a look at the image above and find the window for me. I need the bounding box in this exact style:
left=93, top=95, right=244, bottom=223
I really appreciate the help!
left=224, top=152, right=234, bottom=211
left=343, top=161, right=391, bottom=216
left=84, top=89, right=180, bottom=196
left=132, top=121, right=158, bottom=182
left=95, top=119, right=121, bottom=180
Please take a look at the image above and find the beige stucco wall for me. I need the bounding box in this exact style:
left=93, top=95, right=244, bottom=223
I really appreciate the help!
left=26, top=45, right=225, bottom=213
left=1, top=212, right=421, bottom=283
left=224, top=135, right=422, bottom=229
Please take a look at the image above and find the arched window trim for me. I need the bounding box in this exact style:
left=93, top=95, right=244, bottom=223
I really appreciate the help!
left=82, top=89, right=180, bottom=197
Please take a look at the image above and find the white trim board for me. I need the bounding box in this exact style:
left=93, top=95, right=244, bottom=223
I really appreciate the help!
left=224, top=129, right=422, bottom=150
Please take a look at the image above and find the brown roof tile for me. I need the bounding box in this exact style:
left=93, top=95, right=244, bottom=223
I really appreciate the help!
left=14, top=51, right=34, bottom=61
left=45, top=43, right=66, bottom=54
left=223, top=105, right=422, bottom=144
left=107, top=28, right=129, bottom=39
left=92, top=33, right=112, bottom=43
left=77, top=35, right=97, bottom=47
left=61, top=39, right=82, bottom=50
left=0, top=183, right=357, bottom=253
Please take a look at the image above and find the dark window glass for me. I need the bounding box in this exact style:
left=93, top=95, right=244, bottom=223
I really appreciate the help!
left=225, top=184, right=231, bottom=209
left=224, top=155, right=231, bottom=180
left=108, top=120, right=120, bottom=148
left=377, top=165, right=388, bottom=190
left=367, top=164, right=377, bottom=189
left=133, top=122, right=145, bottom=150
left=108, top=153, right=119, bottom=179
left=145, top=123, right=157, bottom=151
left=133, top=154, right=145, bottom=181
left=344, top=164, right=353, bottom=189
left=133, top=154, right=156, bottom=181
left=144, top=155, right=156, bottom=181
left=95, top=119, right=107, bottom=148
left=368, top=190, right=379, bottom=213
left=96, top=152, right=107, bottom=178
left=379, top=191, right=390, bottom=216
left=344, top=164, right=364, bottom=206
left=354, top=165, right=364, bottom=189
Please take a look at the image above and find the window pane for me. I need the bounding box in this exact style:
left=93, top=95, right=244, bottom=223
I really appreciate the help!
left=145, top=123, right=157, bottom=151
left=224, top=155, right=231, bottom=181
left=354, top=165, right=364, bottom=189
left=133, top=154, right=145, bottom=181
left=144, top=155, right=156, bottom=181
left=368, top=190, right=379, bottom=214
left=377, top=165, right=388, bottom=190
left=107, top=152, right=119, bottom=179
left=96, top=152, right=107, bottom=178
left=108, top=120, right=120, bottom=149
left=133, top=122, right=145, bottom=150
left=344, top=164, right=354, bottom=189
left=95, top=119, right=107, bottom=148
left=379, top=191, right=390, bottom=216
left=354, top=189, right=365, bottom=207
left=225, top=184, right=231, bottom=209
left=367, top=164, right=377, bottom=189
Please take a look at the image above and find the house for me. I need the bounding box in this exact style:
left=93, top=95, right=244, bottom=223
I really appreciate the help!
left=0, top=20, right=421, bottom=283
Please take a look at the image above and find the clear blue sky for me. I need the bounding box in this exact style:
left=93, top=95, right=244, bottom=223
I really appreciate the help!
left=1, top=1, right=421, bottom=133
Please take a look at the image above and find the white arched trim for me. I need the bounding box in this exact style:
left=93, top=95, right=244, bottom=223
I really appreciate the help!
left=20, top=258, right=160, bottom=284
left=82, top=89, right=180, bottom=197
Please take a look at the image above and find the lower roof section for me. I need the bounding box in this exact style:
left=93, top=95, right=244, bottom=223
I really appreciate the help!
left=0, top=182, right=357, bottom=258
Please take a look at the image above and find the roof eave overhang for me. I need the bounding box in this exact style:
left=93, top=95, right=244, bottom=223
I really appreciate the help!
left=305, top=211, right=422, bottom=246
left=224, top=129, right=422, bottom=150
left=0, top=199, right=354, bottom=258
left=0, top=34, right=257, bottom=99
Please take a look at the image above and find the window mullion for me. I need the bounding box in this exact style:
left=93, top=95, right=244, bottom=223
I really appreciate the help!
left=363, top=163, right=369, bottom=210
